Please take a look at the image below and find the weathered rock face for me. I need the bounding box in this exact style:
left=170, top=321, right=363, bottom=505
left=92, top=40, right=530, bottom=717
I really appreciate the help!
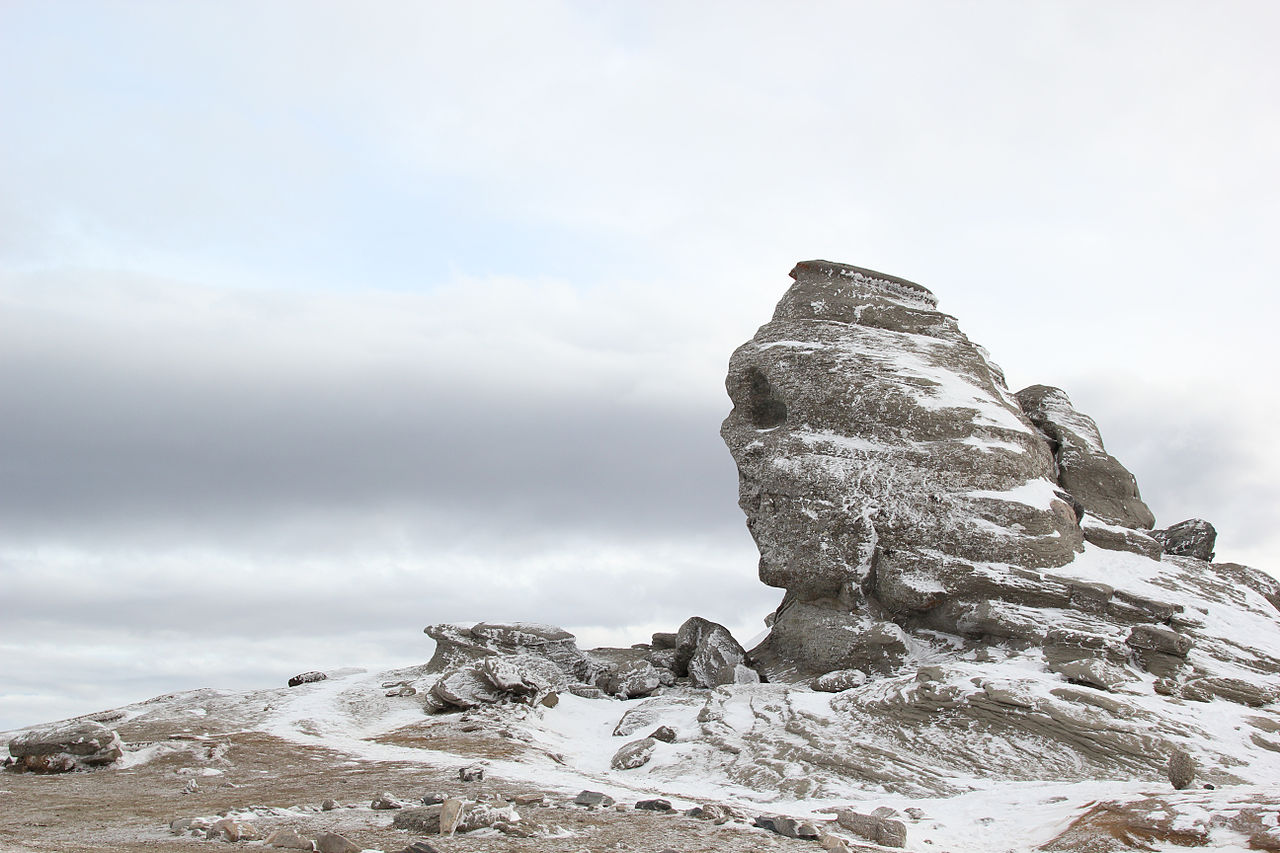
left=723, top=261, right=1083, bottom=679
left=1015, top=384, right=1155, bottom=529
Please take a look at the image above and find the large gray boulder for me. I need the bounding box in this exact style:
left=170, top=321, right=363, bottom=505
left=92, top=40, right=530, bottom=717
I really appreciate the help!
left=8, top=720, right=123, bottom=772
left=674, top=617, right=759, bottom=687
left=1014, top=384, right=1155, bottom=530
left=722, top=261, right=1082, bottom=680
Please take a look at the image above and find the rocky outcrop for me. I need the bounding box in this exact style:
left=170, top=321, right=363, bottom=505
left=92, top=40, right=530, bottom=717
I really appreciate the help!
left=7, top=720, right=123, bottom=772
left=1153, top=518, right=1217, bottom=561
left=723, top=261, right=1083, bottom=680
left=422, top=619, right=759, bottom=707
left=721, top=261, right=1279, bottom=713
left=1015, top=384, right=1155, bottom=530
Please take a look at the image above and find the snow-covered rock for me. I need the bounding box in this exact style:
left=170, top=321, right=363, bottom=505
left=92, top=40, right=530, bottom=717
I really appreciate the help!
left=674, top=617, right=758, bottom=687
left=1153, top=517, right=1218, bottom=561
left=7, top=719, right=123, bottom=772
left=722, top=260, right=1084, bottom=680
left=1016, top=383, right=1155, bottom=529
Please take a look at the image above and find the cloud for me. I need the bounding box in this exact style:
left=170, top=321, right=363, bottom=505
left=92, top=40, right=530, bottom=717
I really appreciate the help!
left=2, top=2, right=1279, bottom=730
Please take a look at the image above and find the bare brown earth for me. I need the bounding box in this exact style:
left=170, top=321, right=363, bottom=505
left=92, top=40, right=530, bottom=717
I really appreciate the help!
left=0, top=718, right=877, bottom=853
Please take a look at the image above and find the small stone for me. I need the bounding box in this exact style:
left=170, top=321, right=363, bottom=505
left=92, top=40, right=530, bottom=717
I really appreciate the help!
left=459, top=765, right=485, bottom=782
left=819, top=831, right=855, bottom=852
left=402, top=843, right=442, bottom=853
left=386, top=686, right=418, bottom=697
left=496, top=820, right=539, bottom=837
left=210, top=819, right=259, bottom=842
left=420, top=792, right=447, bottom=805
left=265, top=828, right=314, bottom=849
left=287, top=670, right=327, bottom=687
left=315, top=832, right=362, bottom=853
left=439, top=798, right=465, bottom=835
left=574, top=790, right=615, bottom=807
left=321, top=798, right=339, bottom=811
left=182, top=779, right=199, bottom=794
left=635, top=799, right=673, bottom=811
left=371, top=791, right=405, bottom=809
left=513, top=792, right=545, bottom=805
left=540, top=691, right=560, bottom=708
left=648, top=725, right=677, bottom=743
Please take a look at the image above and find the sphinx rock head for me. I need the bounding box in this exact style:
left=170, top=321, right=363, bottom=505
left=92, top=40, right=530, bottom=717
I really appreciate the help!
left=722, top=262, right=1083, bottom=679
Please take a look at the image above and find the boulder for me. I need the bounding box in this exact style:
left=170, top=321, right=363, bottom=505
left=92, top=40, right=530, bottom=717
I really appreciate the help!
left=424, top=622, right=595, bottom=709
left=371, top=791, right=405, bottom=809
left=601, top=659, right=663, bottom=699
left=1168, top=749, right=1196, bottom=789
left=648, top=725, right=677, bottom=743
left=674, top=617, right=759, bottom=688
left=611, top=737, right=658, bottom=770
left=287, top=670, right=327, bottom=687
left=1153, top=519, right=1217, bottom=561
left=7, top=720, right=123, bottom=772
left=811, top=668, right=868, bottom=693
left=1015, top=385, right=1155, bottom=529
left=456, top=803, right=519, bottom=832
left=574, top=790, right=615, bottom=807
left=210, top=819, right=260, bottom=842
left=265, top=829, right=314, bottom=849
left=315, top=832, right=361, bottom=853
left=836, top=808, right=907, bottom=848
left=392, top=806, right=443, bottom=833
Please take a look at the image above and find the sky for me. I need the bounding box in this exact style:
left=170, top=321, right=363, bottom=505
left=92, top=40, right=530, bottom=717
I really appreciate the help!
left=2, top=1, right=1278, bottom=731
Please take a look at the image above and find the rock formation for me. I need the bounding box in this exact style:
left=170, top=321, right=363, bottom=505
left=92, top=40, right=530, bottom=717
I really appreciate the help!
left=722, top=260, right=1280, bottom=724
left=722, top=260, right=1083, bottom=679
left=7, top=720, right=123, bottom=772
left=420, top=616, right=755, bottom=709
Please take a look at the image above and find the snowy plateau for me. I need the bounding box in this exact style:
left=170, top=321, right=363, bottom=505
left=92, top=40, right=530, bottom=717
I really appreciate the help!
left=5, top=261, right=1280, bottom=853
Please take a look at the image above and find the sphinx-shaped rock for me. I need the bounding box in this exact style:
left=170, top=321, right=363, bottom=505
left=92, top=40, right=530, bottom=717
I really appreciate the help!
left=722, top=261, right=1082, bottom=679
left=1015, top=384, right=1155, bottom=530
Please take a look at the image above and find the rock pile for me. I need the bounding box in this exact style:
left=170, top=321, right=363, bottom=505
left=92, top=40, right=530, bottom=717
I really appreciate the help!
left=421, top=617, right=758, bottom=710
